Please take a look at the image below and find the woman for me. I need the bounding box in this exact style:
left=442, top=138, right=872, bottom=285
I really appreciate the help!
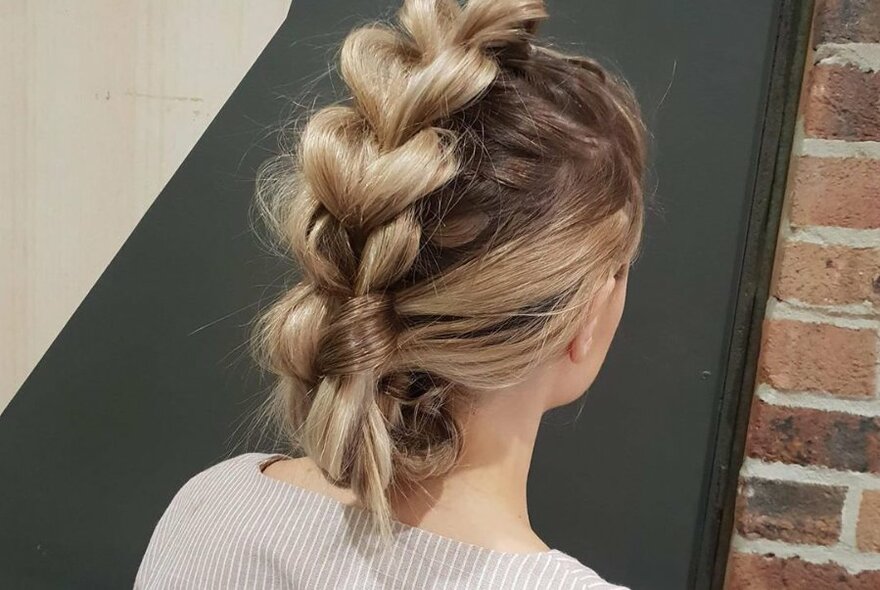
left=135, top=0, right=645, bottom=587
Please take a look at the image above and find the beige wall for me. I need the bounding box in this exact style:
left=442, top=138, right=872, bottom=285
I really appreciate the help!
left=0, top=0, right=291, bottom=412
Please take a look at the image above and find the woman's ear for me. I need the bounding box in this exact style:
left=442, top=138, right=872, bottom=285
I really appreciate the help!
left=567, top=273, right=618, bottom=365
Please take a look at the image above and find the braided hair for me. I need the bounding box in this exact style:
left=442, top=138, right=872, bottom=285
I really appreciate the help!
left=252, top=0, right=646, bottom=540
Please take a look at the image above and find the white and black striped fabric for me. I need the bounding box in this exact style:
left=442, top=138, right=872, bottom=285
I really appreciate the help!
left=135, top=453, right=628, bottom=589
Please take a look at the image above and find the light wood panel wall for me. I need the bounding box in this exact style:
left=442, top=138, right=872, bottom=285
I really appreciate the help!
left=0, top=0, right=292, bottom=412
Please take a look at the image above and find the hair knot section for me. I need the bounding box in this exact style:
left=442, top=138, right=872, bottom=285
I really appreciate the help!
left=317, top=292, right=398, bottom=376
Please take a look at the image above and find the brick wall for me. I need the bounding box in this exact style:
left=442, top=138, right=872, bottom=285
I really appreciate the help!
left=723, top=2, right=880, bottom=589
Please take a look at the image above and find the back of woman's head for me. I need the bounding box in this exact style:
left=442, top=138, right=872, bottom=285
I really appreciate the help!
left=252, top=0, right=646, bottom=538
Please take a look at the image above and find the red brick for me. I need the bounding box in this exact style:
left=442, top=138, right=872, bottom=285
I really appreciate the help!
left=735, top=478, right=845, bottom=544
left=725, top=553, right=880, bottom=589
left=857, top=489, right=880, bottom=552
left=759, top=319, right=877, bottom=397
left=803, top=65, right=880, bottom=141
left=745, top=401, right=880, bottom=473
left=815, top=0, right=880, bottom=43
left=774, top=242, right=880, bottom=307
left=789, top=157, right=880, bottom=230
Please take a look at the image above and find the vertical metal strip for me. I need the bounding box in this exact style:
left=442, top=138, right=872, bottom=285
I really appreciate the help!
left=689, top=1, right=817, bottom=588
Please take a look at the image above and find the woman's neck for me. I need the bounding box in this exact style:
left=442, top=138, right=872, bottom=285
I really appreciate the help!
left=388, top=384, right=549, bottom=552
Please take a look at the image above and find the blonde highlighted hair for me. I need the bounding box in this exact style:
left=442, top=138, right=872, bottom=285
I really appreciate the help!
left=251, top=0, right=646, bottom=539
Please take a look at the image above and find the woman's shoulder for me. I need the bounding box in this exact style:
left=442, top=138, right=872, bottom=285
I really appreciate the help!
left=538, top=550, right=630, bottom=590
left=161, top=452, right=279, bottom=509
left=135, top=453, right=292, bottom=587
left=196, top=451, right=277, bottom=479
left=141, top=453, right=285, bottom=547
left=180, top=451, right=272, bottom=484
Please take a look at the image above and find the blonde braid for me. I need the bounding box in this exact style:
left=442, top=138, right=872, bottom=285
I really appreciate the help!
left=256, top=0, right=549, bottom=539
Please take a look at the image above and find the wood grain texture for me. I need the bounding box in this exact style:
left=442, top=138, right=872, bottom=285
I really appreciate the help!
left=0, top=0, right=291, bottom=411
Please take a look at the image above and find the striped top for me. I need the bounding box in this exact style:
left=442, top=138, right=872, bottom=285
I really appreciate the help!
left=135, top=452, right=628, bottom=589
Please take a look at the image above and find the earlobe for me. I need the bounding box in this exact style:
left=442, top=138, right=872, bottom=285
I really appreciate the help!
left=575, top=336, right=592, bottom=364
left=568, top=274, right=617, bottom=365
left=570, top=317, right=596, bottom=364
